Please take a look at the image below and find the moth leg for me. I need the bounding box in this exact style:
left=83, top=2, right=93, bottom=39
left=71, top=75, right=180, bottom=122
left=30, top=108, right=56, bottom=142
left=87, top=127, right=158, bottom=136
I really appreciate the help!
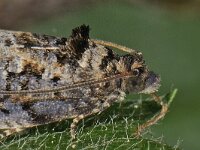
left=0, top=128, right=25, bottom=139
left=70, top=115, right=85, bottom=140
left=0, top=132, right=5, bottom=139
left=134, top=93, right=168, bottom=137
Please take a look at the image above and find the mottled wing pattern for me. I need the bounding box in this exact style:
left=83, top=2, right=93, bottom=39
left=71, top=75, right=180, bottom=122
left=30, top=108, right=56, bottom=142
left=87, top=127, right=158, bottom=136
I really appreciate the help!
left=0, top=26, right=125, bottom=130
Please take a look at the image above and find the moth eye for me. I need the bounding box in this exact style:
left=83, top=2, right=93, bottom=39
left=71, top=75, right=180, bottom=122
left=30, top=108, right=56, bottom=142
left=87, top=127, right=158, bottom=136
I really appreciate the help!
left=133, top=68, right=140, bottom=76
left=132, top=67, right=144, bottom=76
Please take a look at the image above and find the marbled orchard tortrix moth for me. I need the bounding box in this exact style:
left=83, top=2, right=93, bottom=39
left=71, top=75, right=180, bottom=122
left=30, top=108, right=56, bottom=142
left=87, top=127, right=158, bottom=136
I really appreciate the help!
left=0, top=25, right=167, bottom=139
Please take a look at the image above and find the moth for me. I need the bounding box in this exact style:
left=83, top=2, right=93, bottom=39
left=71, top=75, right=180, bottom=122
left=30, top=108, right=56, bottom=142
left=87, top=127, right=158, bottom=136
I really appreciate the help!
left=0, top=25, right=168, bottom=139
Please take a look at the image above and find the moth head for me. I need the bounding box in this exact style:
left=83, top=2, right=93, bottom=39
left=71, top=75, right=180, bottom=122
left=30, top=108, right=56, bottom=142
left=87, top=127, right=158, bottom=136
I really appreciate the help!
left=120, top=52, right=160, bottom=94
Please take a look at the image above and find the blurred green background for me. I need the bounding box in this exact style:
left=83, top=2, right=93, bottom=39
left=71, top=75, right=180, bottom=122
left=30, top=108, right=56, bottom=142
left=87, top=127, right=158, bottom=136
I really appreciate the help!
left=1, top=0, right=200, bottom=149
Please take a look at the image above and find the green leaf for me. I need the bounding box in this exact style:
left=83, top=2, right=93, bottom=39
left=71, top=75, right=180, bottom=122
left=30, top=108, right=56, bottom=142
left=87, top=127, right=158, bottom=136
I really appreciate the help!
left=0, top=89, right=178, bottom=150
